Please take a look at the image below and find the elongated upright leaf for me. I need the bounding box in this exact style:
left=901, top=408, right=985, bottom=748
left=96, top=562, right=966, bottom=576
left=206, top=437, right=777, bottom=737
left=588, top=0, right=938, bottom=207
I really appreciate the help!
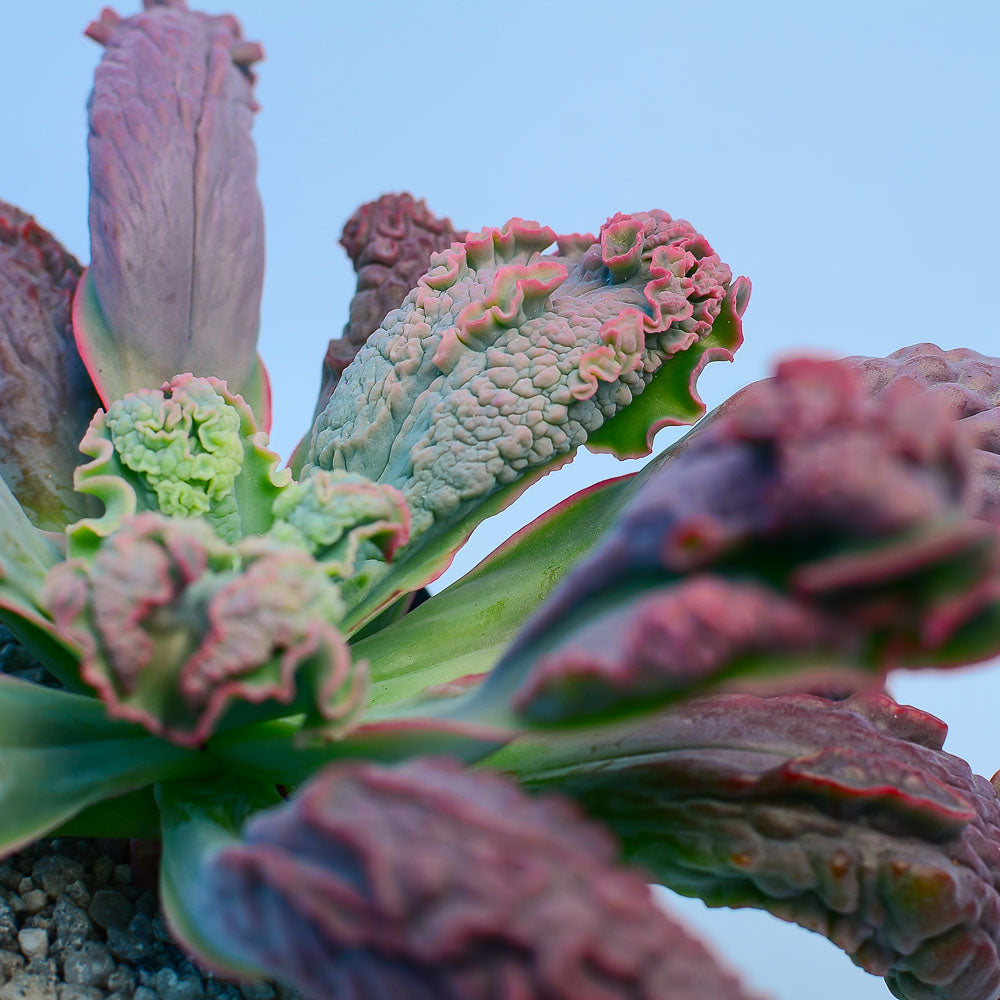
left=78, top=1, right=270, bottom=423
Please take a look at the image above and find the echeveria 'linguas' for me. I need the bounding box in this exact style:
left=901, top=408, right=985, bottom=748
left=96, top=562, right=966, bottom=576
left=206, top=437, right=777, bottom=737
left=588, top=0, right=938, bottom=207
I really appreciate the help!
left=0, top=201, right=100, bottom=531
left=75, top=0, right=271, bottom=423
left=501, top=691, right=1000, bottom=1000
left=68, top=373, right=289, bottom=554
left=45, top=514, right=365, bottom=746
left=307, top=212, right=748, bottom=551
left=482, top=357, right=1000, bottom=724
left=184, top=757, right=762, bottom=1000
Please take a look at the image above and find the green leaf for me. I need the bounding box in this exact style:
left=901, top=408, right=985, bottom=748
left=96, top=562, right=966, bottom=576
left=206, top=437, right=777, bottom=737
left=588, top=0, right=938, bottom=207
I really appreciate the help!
left=157, top=778, right=281, bottom=980
left=207, top=711, right=511, bottom=786
left=353, top=473, right=637, bottom=705
left=586, top=280, right=747, bottom=458
left=0, top=676, right=212, bottom=854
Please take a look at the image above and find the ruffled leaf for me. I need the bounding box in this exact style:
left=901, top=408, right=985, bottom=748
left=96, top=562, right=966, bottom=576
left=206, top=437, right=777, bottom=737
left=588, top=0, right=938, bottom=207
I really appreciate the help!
left=268, top=469, right=409, bottom=581
left=0, top=201, right=101, bottom=530
left=68, top=373, right=289, bottom=555
left=160, top=758, right=763, bottom=1000
left=307, top=211, right=745, bottom=628
left=498, top=691, right=1000, bottom=1000
left=474, top=356, right=1000, bottom=725
left=46, top=514, right=365, bottom=747
left=78, top=1, right=270, bottom=424
left=847, top=343, right=1000, bottom=522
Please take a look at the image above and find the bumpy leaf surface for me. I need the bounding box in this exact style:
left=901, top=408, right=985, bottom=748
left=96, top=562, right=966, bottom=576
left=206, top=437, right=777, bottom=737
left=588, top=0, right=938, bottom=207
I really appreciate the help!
left=79, top=0, right=269, bottom=416
left=485, top=356, right=1000, bottom=723
left=191, top=757, right=763, bottom=1000
left=0, top=201, right=100, bottom=530
left=269, top=469, right=409, bottom=577
left=45, top=514, right=364, bottom=746
left=307, top=212, right=746, bottom=550
left=846, top=343, right=1000, bottom=522
left=313, top=193, right=465, bottom=419
left=69, top=373, right=288, bottom=553
left=505, top=691, right=1000, bottom=1000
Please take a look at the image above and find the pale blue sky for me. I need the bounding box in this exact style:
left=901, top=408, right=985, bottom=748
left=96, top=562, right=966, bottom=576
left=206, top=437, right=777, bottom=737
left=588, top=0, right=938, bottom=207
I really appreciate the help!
left=3, top=2, right=1000, bottom=997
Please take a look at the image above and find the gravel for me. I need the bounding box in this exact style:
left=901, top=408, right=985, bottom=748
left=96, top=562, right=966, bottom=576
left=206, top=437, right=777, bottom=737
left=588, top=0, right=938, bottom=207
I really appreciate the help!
left=0, top=839, right=302, bottom=1000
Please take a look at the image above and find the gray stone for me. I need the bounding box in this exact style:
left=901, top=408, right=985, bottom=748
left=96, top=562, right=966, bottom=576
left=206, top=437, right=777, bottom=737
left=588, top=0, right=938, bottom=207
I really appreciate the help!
left=52, top=899, right=91, bottom=950
left=0, top=898, right=17, bottom=941
left=0, top=967, right=57, bottom=1000
left=61, top=885, right=89, bottom=912
left=106, top=915, right=156, bottom=966
left=16, top=880, right=34, bottom=898
left=32, top=860, right=82, bottom=902
left=90, top=859, right=113, bottom=890
left=87, top=891, right=132, bottom=933
left=21, top=892, right=47, bottom=915
left=0, top=951, right=24, bottom=977
left=105, top=965, right=136, bottom=994
left=61, top=943, right=114, bottom=988
left=0, top=866, right=20, bottom=890
left=111, top=867, right=132, bottom=887
left=105, top=994, right=131, bottom=1000
left=17, top=929, right=48, bottom=960
left=134, top=989, right=160, bottom=1000
left=56, top=987, right=103, bottom=1000
left=155, top=969, right=204, bottom=1000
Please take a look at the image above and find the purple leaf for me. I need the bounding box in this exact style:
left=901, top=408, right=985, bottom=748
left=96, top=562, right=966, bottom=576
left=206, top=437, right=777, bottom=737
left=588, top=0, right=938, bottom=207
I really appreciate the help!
left=847, top=343, right=1000, bottom=522
left=185, top=757, right=764, bottom=1000
left=0, top=201, right=100, bottom=530
left=78, top=0, right=269, bottom=422
left=317, top=193, right=465, bottom=415
left=506, top=691, right=1000, bottom=1000
left=484, top=356, right=1000, bottom=723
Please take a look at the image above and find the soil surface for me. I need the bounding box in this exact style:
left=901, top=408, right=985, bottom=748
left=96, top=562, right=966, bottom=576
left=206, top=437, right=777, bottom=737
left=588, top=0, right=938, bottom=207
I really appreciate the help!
left=0, top=837, right=301, bottom=1000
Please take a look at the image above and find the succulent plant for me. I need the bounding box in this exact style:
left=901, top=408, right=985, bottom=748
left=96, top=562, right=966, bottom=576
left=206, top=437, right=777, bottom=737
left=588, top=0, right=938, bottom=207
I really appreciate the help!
left=1, top=3, right=999, bottom=999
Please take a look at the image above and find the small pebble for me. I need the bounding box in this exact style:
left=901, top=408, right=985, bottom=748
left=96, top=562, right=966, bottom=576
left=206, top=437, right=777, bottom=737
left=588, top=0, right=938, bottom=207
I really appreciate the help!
left=56, top=986, right=103, bottom=1000
left=33, top=858, right=84, bottom=900
left=62, top=942, right=114, bottom=988
left=112, top=866, right=132, bottom=886
left=21, top=890, right=48, bottom=914
left=53, top=898, right=91, bottom=950
left=106, top=966, right=136, bottom=993
left=16, top=879, right=33, bottom=897
left=240, top=984, right=276, bottom=1000
left=17, top=927, right=48, bottom=960
left=134, top=988, right=161, bottom=1000
left=63, top=882, right=90, bottom=911
left=88, top=890, right=132, bottom=932
left=91, top=857, right=113, bottom=888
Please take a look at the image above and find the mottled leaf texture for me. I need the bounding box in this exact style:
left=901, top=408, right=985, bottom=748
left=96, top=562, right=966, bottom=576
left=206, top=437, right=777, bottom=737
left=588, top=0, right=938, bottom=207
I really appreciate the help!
left=314, top=193, right=465, bottom=419
left=481, top=356, right=1000, bottom=723
left=45, top=514, right=364, bottom=746
left=79, top=0, right=270, bottom=421
left=188, top=758, right=763, bottom=1000
left=504, top=691, right=1000, bottom=1000
left=0, top=200, right=100, bottom=530
left=308, top=212, right=746, bottom=553
left=847, top=343, right=1000, bottom=522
